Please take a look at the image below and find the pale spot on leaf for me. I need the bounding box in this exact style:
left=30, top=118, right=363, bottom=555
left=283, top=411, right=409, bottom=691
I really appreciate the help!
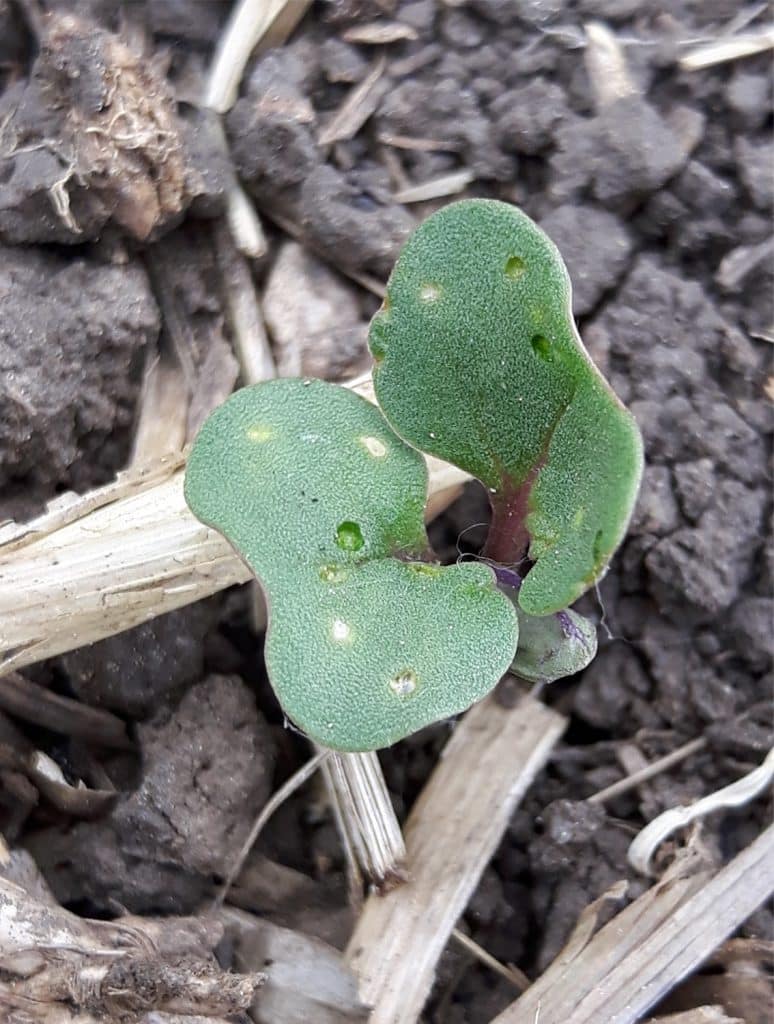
left=246, top=425, right=275, bottom=442
left=332, top=618, right=352, bottom=643
left=360, top=435, right=387, bottom=458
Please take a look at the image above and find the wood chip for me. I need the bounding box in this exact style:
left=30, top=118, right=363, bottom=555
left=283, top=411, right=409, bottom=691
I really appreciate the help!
left=645, top=1009, right=744, bottom=1024
left=345, top=694, right=566, bottom=1023
left=378, top=131, right=462, bottom=152
left=390, top=45, right=441, bottom=79
left=222, top=907, right=369, bottom=1023
left=318, top=57, right=387, bottom=147
left=584, top=21, right=638, bottom=109
left=393, top=169, right=475, bottom=204
left=0, top=672, right=131, bottom=750
left=716, top=236, right=774, bottom=291
left=380, top=143, right=411, bottom=192
left=490, top=826, right=774, bottom=1024
left=262, top=240, right=369, bottom=380
left=343, top=21, right=418, bottom=44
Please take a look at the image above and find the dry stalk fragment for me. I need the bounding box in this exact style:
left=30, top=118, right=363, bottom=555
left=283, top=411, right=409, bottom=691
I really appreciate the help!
left=627, top=746, right=774, bottom=876
left=393, top=169, right=475, bottom=204
left=645, top=1007, right=744, bottom=1023
left=679, top=25, right=774, bottom=70
left=584, top=21, right=638, bottom=109
left=318, top=57, right=388, bottom=147
left=342, top=21, right=418, bottom=44
left=490, top=826, right=774, bottom=1024
left=0, top=379, right=467, bottom=677
left=205, top=0, right=312, bottom=113
left=345, top=694, right=566, bottom=1023
left=320, top=748, right=407, bottom=896
left=588, top=736, right=708, bottom=805
left=0, top=672, right=131, bottom=749
left=0, top=877, right=262, bottom=1021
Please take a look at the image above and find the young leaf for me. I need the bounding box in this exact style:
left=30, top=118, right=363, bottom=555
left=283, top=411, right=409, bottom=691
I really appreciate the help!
left=510, top=602, right=597, bottom=684
left=493, top=568, right=597, bottom=683
left=370, top=199, right=643, bottom=616
left=184, top=378, right=517, bottom=751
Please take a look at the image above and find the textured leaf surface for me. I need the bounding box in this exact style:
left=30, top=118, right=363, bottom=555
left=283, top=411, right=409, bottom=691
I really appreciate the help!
left=184, top=379, right=517, bottom=751
left=370, top=199, right=643, bottom=615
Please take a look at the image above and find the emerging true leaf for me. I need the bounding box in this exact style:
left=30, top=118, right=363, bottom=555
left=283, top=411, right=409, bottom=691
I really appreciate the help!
left=184, top=379, right=517, bottom=751
left=510, top=600, right=597, bottom=684
left=370, top=199, right=643, bottom=616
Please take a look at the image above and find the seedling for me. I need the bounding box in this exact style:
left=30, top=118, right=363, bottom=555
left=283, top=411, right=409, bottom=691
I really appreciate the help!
left=185, top=199, right=642, bottom=750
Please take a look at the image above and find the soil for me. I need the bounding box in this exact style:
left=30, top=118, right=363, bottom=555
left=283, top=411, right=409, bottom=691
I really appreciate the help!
left=0, top=0, right=771, bottom=1021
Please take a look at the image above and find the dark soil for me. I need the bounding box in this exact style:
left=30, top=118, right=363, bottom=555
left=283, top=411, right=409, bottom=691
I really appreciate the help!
left=1, top=1, right=771, bottom=1021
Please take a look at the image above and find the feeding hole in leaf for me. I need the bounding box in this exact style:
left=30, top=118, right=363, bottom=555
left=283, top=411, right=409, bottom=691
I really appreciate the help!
left=389, top=668, right=418, bottom=697
left=335, top=520, right=364, bottom=552
left=504, top=255, right=527, bottom=281
left=360, top=435, right=387, bottom=458
left=530, top=334, right=552, bottom=361
left=419, top=282, right=441, bottom=303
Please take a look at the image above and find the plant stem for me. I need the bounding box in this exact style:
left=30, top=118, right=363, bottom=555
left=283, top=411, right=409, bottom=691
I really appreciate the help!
left=482, top=484, right=532, bottom=568
left=345, top=693, right=566, bottom=1021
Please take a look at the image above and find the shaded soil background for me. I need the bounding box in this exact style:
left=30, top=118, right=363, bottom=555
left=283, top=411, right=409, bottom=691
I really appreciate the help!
left=0, top=0, right=772, bottom=1020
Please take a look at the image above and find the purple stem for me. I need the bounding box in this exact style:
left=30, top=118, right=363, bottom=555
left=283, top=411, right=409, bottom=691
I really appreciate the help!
left=493, top=565, right=522, bottom=591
